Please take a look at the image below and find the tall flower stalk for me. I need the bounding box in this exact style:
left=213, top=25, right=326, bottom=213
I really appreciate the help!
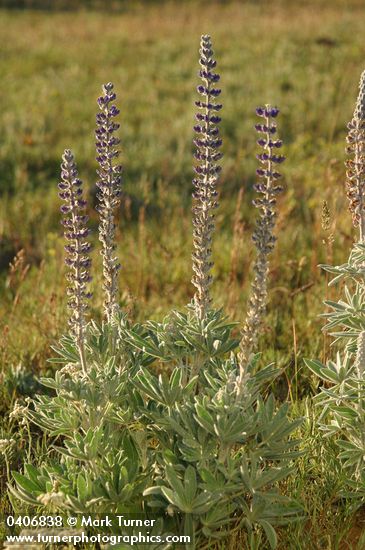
left=59, top=149, right=92, bottom=373
left=96, top=82, right=122, bottom=322
left=237, top=106, right=284, bottom=389
left=191, top=34, right=222, bottom=321
left=346, top=70, right=365, bottom=242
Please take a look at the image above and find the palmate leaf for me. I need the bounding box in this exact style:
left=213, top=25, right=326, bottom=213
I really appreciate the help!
left=188, top=492, right=216, bottom=515
left=49, top=335, right=81, bottom=364
left=134, top=369, right=197, bottom=408
left=179, top=434, right=217, bottom=463
left=304, top=358, right=340, bottom=383
left=123, top=329, right=167, bottom=360
left=24, top=464, right=45, bottom=486
left=249, top=466, right=295, bottom=492
left=12, top=472, right=44, bottom=495
left=162, top=414, right=192, bottom=439
left=158, top=464, right=217, bottom=516
left=201, top=502, right=236, bottom=532
left=9, top=466, right=51, bottom=506
left=257, top=401, right=301, bottom=446
left=213, top=414, right=248, bottom=444
left=179, top=331, right=207, bottom=353
left=211, top=337, right=240, bottom=356
left=199, top=469, right=223, bottom=492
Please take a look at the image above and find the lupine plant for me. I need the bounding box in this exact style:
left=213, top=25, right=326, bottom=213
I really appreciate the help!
left=9, top=35, right=302, bottom=549
left=305, top=70, right=365, bottom=501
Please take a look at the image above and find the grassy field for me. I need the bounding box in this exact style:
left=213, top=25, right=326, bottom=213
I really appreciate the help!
left=1, top=0, right=365, bottom=547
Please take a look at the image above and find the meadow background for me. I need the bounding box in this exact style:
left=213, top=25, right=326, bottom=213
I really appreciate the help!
left=0, top=0, right=365, bottom=547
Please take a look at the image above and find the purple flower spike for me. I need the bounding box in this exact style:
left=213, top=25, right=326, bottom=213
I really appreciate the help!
left=191, top=34, right=223, bottom=321
left=59, top=149, right=92, bottom=373
left=237, top=104, right=285, bottom=377
left=95, top=82, right=122, bottom=322
left=252, top=105, right=284, bottom=242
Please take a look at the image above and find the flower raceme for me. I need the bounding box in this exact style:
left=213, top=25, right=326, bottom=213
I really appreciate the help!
left=237, top=106, right=284, bottom=385
left=96, top=82, right=122, bottom=322
left=346, top=70, right=365, bottom=241
left=253, top=106, right=284, bottom=256
left=192, top=34, right=223, bottom=321
left=58, top=149, right=92, bottom=373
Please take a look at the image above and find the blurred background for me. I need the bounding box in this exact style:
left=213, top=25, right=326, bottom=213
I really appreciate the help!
left=0, top=0, right=364, bottom=397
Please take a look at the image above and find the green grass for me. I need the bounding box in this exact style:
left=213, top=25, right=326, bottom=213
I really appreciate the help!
left=1, top=1, right=365, bottom=547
